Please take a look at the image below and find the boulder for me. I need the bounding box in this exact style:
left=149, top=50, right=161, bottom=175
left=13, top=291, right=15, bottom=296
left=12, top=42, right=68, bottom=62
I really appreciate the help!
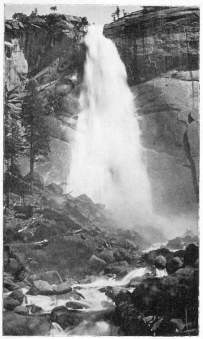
left=66, top=301, right=89, bottom=309
left=3, top=312, right=51, bottom=335
left=4, top=297, right=21, bottom=310
left=28, top=280, right=53, bottom=295
left=88, top=254, right=107, bottom=272
left=50, top=306, right=83, bottom=329
left=53, top=282, right=72, bottom=295
left=30, top=304, right=43, bottom=314
left=50, top=306, right=69, bottom=329
left=104, top=262, right=128, bottom=277
left=98, top=249, right=114, bottom=264
left=10, top=289, right=24, bottom=304
left=154, top=255, right=167, bottom=269
left=184, top=244, right=199, bottom=267
left=63, top=290, right=85, bottom=301
left=166, top=257, right=183, bottom=274
left=14, top=306, right=29, bottom=315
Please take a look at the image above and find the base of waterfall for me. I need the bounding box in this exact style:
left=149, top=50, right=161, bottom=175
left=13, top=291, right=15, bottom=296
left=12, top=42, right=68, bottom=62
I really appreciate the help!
left=3, top=239, right=198, bottom=336
left=4, top=183, right=198, bottom=336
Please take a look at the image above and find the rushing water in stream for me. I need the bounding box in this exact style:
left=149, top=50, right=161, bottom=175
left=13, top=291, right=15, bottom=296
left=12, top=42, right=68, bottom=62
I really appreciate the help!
left=19, top=267, right=150, bottom=336
left=68, top=25, right=153, bottom=225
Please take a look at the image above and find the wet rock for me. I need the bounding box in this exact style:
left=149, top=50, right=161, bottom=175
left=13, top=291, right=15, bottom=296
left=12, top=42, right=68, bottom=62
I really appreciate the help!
left=50, top=306, right=69, bottom=329
left=3, top=311, right=51, bottom=335
left=14, top=305, right=29, bottom=315
left=166, top=256, right=183, bottom=274
left=104, top=262, right=128, bottom=277
left=50, top=306, right=83, bottom=329
left=53, top=281, right=72, bottom=294
left=4, top=297, right=21, bottom=310
left=66, top=301, right=89, bottom=309
left=88, top=254, right=107, bottom=272
left=154, top=255, right=167, bottom=269
left=30, top=304, right=43, bottom=314
left=184, top=244, right=199, bottom=266
left=28, top=280, right=53, bottom=295
left=33, top=279, right=53, bottom=293
left=64, top=290, right=85, bottom=300
left=10, top=289, right=24, bottom=304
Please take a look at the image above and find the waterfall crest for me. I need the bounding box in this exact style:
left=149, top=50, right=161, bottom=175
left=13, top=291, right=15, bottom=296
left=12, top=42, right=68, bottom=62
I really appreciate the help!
left=68, top=25, right=153, bottom=224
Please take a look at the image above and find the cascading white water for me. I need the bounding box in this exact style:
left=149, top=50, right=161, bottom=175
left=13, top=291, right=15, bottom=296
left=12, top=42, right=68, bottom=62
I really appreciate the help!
left=68, top=25, right=153, bottom=224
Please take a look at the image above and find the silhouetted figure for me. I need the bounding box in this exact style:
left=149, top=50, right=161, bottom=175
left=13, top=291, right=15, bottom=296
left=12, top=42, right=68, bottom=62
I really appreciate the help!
left=111, top=13, right=116, bottom=22
left=115, top=6, right=120, bottom=20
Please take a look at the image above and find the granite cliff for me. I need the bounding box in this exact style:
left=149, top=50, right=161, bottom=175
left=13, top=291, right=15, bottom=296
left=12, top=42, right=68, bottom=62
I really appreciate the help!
left=5, top=13, right=87, bottom=186
left=104, top=7, right=199, bottom=221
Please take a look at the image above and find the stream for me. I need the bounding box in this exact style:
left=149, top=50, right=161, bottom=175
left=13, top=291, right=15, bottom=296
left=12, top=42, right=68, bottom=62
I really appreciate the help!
left=21, top=267, right=150, bottom=336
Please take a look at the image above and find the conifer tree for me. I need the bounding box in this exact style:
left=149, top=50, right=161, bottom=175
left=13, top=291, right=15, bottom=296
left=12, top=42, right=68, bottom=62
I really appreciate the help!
left=21, top=79, right=50, bottom=191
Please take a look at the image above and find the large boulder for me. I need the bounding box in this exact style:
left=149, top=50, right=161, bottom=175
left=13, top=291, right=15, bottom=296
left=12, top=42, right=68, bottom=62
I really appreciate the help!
left=4, top=297, right=21, bottom=310
left=88, top=254, right=107, bottom=272
left=9, top=289, right=24, bottom=304
left=98, top=249, right=114, bottom=264
left=50, top=306, right=83, bottom=329
left=166, top=256, right=183, bottom=274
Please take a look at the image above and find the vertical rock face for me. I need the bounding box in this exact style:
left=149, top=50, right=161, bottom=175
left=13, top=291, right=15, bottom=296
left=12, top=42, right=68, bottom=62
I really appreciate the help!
left=104, top=7, right=199, bottom=85
left=104, top=7, right=199, bottom=225
left=5, top=15, right=87, bottom=185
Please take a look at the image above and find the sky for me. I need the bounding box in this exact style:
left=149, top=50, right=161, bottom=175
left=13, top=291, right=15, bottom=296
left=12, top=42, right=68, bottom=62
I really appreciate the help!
left=4, top=4, right=142, bottom=24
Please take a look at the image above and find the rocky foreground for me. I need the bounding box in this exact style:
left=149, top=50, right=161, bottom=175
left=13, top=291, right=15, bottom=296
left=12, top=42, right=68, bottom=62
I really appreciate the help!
left=3, top=178, right=199, bottom=335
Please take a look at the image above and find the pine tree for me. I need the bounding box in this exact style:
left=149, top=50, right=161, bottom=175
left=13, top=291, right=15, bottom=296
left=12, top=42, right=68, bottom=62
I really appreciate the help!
left=21, top=79, right=50, bottom=191
left=4, top=86, right=28, bottom=207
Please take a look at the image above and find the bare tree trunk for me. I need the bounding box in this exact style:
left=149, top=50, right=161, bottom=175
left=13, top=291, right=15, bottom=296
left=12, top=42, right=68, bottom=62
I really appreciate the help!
left=30, top=123, right=34, bottom=193
left=183, top=130, right=199, bottom=202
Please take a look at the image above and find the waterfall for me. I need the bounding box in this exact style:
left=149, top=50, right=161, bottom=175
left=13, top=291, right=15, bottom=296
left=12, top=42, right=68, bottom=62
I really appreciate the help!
left=68, top=25, right=153, bottom=225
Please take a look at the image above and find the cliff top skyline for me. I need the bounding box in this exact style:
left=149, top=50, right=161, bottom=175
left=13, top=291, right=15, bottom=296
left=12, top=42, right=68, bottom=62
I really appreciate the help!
left=4, top=4, right=141, bottom=24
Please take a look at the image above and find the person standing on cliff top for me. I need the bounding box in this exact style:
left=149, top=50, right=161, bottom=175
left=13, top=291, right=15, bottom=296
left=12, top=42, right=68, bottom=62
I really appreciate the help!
left=115, top=6, right=120, bottom=20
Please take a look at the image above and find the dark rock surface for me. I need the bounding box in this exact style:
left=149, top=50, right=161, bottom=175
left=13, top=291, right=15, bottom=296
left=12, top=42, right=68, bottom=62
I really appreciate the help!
left=104, top=7, right=199, bottom=85
left=166, top=256, right=183, bottom=274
